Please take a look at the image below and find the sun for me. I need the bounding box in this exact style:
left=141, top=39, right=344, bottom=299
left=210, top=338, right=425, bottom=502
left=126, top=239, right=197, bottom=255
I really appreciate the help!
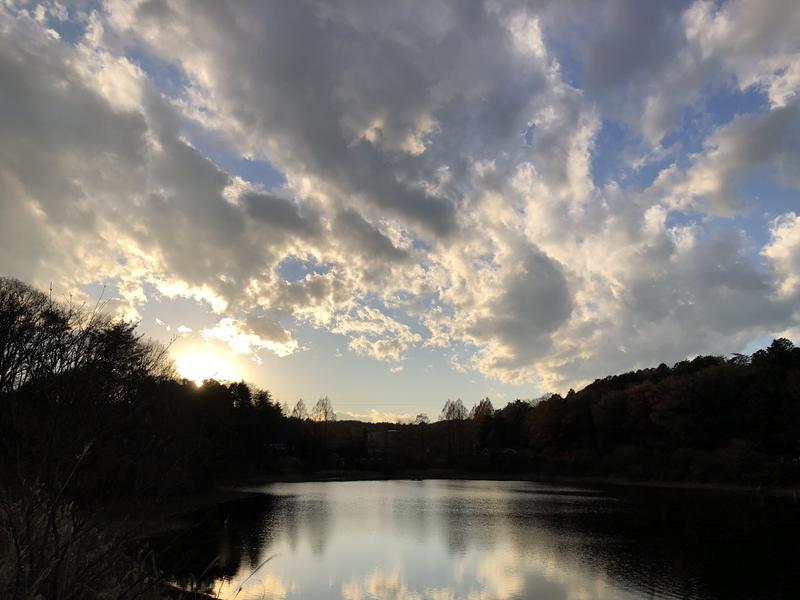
left=175, top=350, right=240, bottom=386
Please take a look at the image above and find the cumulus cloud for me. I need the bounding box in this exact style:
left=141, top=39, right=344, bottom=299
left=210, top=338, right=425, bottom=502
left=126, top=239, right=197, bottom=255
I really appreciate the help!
left=652, top=101, right=800, bottom=215
left=685, top=0, right=800, bottom=108
left=336, top=410, right=415, bottom=424
left=566, top=0, right=800, bottom=144
left=333, top=307, right=423, bottom=363
left=763, top=213, right=800, bottom=297
left=457, top=245, right=573, bottom=383
left=202, top=317, right=298, bottom=360
left=1, top=0, right=799, bottom=393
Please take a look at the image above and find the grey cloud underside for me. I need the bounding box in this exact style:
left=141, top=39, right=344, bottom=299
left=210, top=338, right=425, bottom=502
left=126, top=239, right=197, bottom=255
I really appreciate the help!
left=333, top=209, right=409, bottom=263
left=646, top=100, right=800, bottom=215
left=244, top=314, right=292, bottom=345
left=127, top=0, right=561, bottom=235
left=707, top=102, right=800, bottom=195
left=0, top=18, right=146, bottom=280
left=563, top=0, right=800, bottom=143
left=0, top=15, right=316, bottom=310
left=1, top=0, right=800, bottom=387
left=466, top=247, right=572, bottom=370
left=241, top=192, right=321, bottom=239
left=137, top=0, right=460, bottom=236
left=581, top=0, right=690, bottom=94
left=0, top=57, right=139, bottom=222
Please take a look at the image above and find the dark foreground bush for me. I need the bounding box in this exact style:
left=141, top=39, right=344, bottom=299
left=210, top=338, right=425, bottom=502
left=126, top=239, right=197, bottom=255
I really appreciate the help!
left=0, top=483, right=163, bottom=600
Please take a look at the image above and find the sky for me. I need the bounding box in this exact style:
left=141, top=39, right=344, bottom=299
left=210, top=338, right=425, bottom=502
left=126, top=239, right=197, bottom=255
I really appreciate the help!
left=1, top=0, right=799, bottom=422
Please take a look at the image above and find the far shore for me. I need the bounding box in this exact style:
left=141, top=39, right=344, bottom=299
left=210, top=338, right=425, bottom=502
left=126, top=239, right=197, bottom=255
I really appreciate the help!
left=233, top=469, right=800, bottom=498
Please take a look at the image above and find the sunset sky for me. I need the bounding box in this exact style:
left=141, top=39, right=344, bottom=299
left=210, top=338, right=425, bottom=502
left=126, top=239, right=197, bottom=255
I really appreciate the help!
left=1, top=0, right=799, bottom=421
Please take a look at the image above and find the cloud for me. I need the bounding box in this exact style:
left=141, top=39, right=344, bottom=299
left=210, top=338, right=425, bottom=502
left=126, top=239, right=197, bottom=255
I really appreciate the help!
left=459, top=245, right=573, bottom=383
left=1, top=0, right=799, bottom=394
left=202, top=317, right=298, bottom=360
left=763, top=212, right=800, bottom=297
left=240, top=191, right=321, bottom=239
left=581, top=1, right=688, bottom=96
left=336, top=410, right=415, bottom=424
left=651, top=100, right=800, bottom=215
left=564, top=0, right=800, bottom=144
left=111, top=0, right=471, bottom=236
left=685, top=0, right=800, bottom=108
left=333, top=307, right=423, bottom=362
left=641, top=0, right=800, bottom=142
left=333, top=209, right=409, bottom=264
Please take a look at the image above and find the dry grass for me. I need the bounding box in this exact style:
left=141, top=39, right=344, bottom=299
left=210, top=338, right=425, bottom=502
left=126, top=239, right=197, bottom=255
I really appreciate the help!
left=0, top=483, right=164, bottom=600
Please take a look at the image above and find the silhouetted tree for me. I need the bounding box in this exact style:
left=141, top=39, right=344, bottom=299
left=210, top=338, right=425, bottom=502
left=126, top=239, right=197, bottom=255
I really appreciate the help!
left=292, top=398, right=308, bottom=420
left=469, top=397, right=494, bottom=420
left=231, top=381, right=253, bottom=408
left=440, top=398, right=467, bottom=461
left=312, top=396, right=336, bottom=422
left=253, top=388, right=273, bottom=409
left=730, top=353, right=750, bottom=366
left=440, top=398, right=467, bottom=421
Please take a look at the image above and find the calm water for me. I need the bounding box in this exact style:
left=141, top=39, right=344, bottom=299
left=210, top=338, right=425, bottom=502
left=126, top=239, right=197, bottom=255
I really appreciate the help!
left=156, top=480, right=800, bottom=599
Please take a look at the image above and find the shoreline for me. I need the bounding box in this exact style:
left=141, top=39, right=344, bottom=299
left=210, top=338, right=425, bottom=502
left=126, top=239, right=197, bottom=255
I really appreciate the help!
left=132, top=471, right=800, bottom=528
left=236, top=469, right=800, bottom=499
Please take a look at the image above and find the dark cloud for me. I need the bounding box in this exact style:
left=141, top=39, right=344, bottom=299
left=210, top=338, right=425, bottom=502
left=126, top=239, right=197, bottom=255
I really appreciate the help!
left=466, top=245, right=573, bottom=371
left=244, top=314, right=291, bottom=344
left=581, top=0, right=690, bottom=94
left=0, top=16, right=147, bottom=228
left=241, top=192, right=320, bottom=238
left=333, top=209, right=409, bottom=263
left=119, top=0, right=559, bottom=237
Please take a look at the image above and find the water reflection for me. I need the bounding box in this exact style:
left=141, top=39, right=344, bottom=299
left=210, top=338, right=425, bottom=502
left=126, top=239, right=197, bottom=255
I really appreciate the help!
left=156, top=480, right=800, bottom=600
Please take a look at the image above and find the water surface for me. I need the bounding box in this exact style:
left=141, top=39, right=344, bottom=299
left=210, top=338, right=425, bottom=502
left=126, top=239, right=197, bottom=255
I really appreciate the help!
left=158, top=480, right=800, bottom=599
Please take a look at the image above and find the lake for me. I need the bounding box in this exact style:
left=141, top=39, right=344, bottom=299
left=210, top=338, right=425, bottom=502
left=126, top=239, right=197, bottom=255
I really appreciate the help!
left=157, top=480, right=800, bottom=599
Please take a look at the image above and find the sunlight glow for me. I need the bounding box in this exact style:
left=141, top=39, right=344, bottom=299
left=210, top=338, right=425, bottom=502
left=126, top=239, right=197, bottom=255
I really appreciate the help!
left=175, top=350, right=240, bottom=386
